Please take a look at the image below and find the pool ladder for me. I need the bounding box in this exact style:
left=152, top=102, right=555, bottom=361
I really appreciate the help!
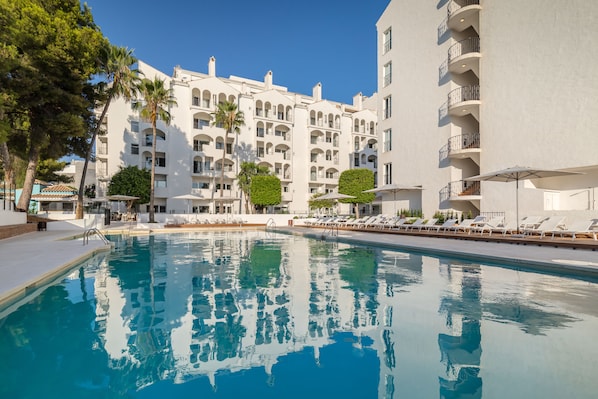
left=266, top=218, right=276, bottom=230
left=83, top=228, right=110, bottom=246
left=322, top=224, right=339, bottom=237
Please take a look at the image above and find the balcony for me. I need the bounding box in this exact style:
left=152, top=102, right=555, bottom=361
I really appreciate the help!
left=447, top=0, right=480, bottom=33
left=448, top=37, right=480, bottom=77
left=447, top=85, right=480, bottom=121
left=447, top=132, right=480, bottom=164
left=440, top=180, right=481, bottom=204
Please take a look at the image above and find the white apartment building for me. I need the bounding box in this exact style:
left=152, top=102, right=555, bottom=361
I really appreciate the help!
left=96, top=59, right=377, bottom=217
left=376, top=0, right=598, bottom=222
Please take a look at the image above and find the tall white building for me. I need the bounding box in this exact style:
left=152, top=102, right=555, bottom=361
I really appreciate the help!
left=376, top=0, right=598, bottom=221
left=96, top=59, right=377, bottom=216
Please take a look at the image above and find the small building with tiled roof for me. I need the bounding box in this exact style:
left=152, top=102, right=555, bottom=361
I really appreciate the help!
left=30, top=185, right=78, bottom=214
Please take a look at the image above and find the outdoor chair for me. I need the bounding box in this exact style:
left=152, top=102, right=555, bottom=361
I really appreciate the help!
left=401, top=218, right=424, bottom=231
left=550, top=219, right=597, bottom=241
left=412, top=218, right=439, bottom=231
left=522, top=216, right=566, bottom=238
left=468, top=216, right=504, bottom=235
left=427, top=218, right=459, bottom=233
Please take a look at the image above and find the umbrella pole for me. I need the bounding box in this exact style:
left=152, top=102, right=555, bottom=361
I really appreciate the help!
left=516, top=179, right=520, bottom=234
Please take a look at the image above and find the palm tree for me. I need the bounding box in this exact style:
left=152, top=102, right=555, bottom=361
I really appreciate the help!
left=211, top=100, right=245, bottom=214
left=134, top=77, right=177, bottom=223
left=76, top=45, right=140, bottom=219
left=237, top=161, right=270, bottom=213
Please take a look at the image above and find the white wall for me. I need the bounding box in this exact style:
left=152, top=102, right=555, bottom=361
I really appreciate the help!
left=0, top=210, right=26, bottom=226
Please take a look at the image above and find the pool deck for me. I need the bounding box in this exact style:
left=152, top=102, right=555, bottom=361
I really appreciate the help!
left=1, top=224, right=597, bottom=309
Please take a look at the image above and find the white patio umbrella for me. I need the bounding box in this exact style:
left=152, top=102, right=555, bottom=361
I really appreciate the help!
left=363, top=184, right=423, bottom=215
left=107, top=195, right=139, bottom=214
left=465, top=166, right=582, bottom=234
left=172, top=193, right=203, bottom=214
left=317, top=192, right=356, bottom=201
left=316, top=192, right=356, bottom=215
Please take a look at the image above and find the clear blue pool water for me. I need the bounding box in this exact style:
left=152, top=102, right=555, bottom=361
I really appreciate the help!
left=1, top=231, right=597, bottom=398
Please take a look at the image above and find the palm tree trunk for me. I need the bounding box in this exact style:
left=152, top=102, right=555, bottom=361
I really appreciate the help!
left=149, top=123, right=157, bottom=223
left=219, top=130, right=229, bottom=214
left=76, top=94, right=113, bottom=219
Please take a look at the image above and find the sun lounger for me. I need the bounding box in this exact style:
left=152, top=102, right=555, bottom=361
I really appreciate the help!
left=447, top=216, right=485, bottom=234
left=522, top=216, right=566, bottom=238
left=519, top=215, right=543, bottom=230
left=397, top=218, right=424, bottom=230
left=550, top=219, right=597, bottom=241
left=427, top=218, right=459, bottom=232
left=412, top=218, right=439, bottom=231
left=468, top=216, right=504, bottom=235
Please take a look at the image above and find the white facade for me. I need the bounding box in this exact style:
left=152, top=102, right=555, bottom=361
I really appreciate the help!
left=377, top=0, right=598, bottom=222
left=96, top=59, right=377, bottom=216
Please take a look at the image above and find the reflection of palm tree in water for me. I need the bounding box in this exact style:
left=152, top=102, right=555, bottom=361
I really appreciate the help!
left=438, top=264, right=483, bottom=399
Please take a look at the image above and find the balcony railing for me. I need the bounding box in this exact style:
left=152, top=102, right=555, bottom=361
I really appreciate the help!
left=448, top=85, right=480, bottom=108
left=448, top=132, right=480, bottom=154
left=439, top=180, right=480, bottom=202
left=447, top=0, right=480, bottom=17
left=448, top=37, right=480, bottom=62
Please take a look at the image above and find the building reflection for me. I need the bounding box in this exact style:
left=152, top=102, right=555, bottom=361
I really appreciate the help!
left=438, top=261, right=483, bottom=399
left=1, top=231, right=589, bottom=397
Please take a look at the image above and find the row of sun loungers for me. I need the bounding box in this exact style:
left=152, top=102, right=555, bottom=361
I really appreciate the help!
left=304, top=214, right=597, bottom=241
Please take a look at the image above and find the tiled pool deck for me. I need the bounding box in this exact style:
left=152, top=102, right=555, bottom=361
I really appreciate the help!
left=1, top=225, right=597, bottom=309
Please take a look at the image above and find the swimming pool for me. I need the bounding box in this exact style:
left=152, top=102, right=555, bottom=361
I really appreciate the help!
left=0, top=230, right=596, bottom=398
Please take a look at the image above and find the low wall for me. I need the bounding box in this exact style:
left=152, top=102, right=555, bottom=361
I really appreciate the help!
left=136, top=213, right=307, bottom=227
left=0, top=210, right=27, bottom=227
left=45, top=214, right=104, bottom=231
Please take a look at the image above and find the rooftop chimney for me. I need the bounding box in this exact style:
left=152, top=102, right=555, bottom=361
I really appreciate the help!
left=208, top=56, right=216, bottom=77
left=313, top=82, right=322, bottom=101
left=353, top=92, right=363, bottom=110
left=265, top=70, right=273, bottom=89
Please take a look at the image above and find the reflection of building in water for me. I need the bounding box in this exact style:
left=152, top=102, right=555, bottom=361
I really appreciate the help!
left=92, top=232, right=383, bottom=391
left=369, top=249, right=424, bottom=399
left=437, top=261, right=483, bottom=399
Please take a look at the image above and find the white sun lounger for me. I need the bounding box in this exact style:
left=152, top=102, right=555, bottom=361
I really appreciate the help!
left=550, top=219, right=597, bottom=241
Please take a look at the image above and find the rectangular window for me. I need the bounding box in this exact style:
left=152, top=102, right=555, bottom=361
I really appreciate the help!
left=383, top=62, right=392, bottom=87
left=193, top=118, right=210, bottom=129
left=354, top=153, right=360, bottom=167
left=202, top=98, right=210, bottom=108
left=384, top=129, right=392, bottom=152
left=383, top=95, right=392, bottom=119
left=384, top=163, right=392, bottom=185
left=192, top=96, right=200, bottom=106
left=131, top=144, right=139, bottom=154
left=131, top=121, right=139, bottom=133
left=383, top=28, right=392, bottom=54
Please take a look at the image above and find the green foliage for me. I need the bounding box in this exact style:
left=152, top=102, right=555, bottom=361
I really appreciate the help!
left=338, top=169, right=376, bottom=204
left=35, top=159, right=72, bottom=183
left=397, top=208, right=423, bottom=218
left=108, top=166, right=150, bottom=205
left=308, top=193, right=334, bottom=210
left=338, top=247, right=378, bottom=295
left=212, top=100, right=245, bottom=213
left=0, top=0, right=108, bottom=209
left=237, top=161, right=270, bottom=213
left=250, top=175, right=281, bottom=211
left=134, top=77, right=177, bottom=222
left=238, top=244, right=282, bottom=289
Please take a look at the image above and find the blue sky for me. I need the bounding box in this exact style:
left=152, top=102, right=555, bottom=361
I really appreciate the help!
left=84, top=0, right=390, bottom=104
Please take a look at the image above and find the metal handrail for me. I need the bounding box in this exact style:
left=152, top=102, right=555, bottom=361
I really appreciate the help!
left=448, top=132, right=480, bottom=154
left=448, top=85, right=480, bottom=108
left=448, top=37, right=480, bottom=62
left=83, top=228, right=109, bottom=246
left=447, top=0, right=480, bottom=17
left=266, top=218, right=276, bottom=229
